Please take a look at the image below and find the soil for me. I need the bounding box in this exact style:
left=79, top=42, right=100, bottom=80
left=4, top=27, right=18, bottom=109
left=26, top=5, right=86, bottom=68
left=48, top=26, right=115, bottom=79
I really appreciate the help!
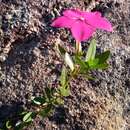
left=0, top=0, right=130, bottom=130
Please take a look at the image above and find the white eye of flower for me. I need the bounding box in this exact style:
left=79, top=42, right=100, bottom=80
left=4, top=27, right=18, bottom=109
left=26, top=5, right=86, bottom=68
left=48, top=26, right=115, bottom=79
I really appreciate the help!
left=79, top=17, right=85, bottom=21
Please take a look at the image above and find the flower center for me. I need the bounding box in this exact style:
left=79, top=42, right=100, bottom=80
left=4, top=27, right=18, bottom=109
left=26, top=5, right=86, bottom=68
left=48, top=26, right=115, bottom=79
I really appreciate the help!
left=71, top=16, right=85, bottom=21
left=79, top=17, right=85, bottom=21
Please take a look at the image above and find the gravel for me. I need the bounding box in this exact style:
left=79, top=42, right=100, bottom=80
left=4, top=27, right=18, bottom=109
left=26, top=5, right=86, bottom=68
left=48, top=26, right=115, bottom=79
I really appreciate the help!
left=0, top=0, right=130, bottom=130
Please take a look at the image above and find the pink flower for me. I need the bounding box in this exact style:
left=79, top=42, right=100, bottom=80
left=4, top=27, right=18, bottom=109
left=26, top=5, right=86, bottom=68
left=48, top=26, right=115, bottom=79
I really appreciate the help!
left=51, top=9, right=113, bottom=42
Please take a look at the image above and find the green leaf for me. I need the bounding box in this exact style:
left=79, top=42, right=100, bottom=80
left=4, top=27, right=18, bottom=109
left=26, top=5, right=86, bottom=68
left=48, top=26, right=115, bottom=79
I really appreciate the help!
left=74, top=56, right=89, bottom=73
left=15, top=123, right=25, bottom=130
left=15, top=121, right=32, bottom=130
left=23, top=112, right=33, bottom=123
left=75, top=56, right=86, bottom=67
left=59, top=66, right=70, bottom=97
left=64, top=52, right=74, bottom=71
left=95, top=63, right=109, bottom=69
left=59, top=86, right=70, bottom=97
left=87, top=51, right=110, bottom=70
left=88, top=58, right=99, bottom=67
left=95, top=50, right=110, bottom=64
left=19, top=111, right=28, bottom=116
left=32, top=97, right=46, bottom=105
left=39, top=105, right=52, bottom=118
left=6, top=120, right=12, bottom=129
left=86, top=39, right=96, bottom=61
left=60, top=66, right=67, bottom=87
left=90, top=63, right=109, bottom=69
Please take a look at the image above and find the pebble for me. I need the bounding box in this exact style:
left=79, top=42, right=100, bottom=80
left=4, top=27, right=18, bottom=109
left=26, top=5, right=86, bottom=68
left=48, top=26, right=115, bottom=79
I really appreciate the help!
left=0, top=55, right=6, bottom=62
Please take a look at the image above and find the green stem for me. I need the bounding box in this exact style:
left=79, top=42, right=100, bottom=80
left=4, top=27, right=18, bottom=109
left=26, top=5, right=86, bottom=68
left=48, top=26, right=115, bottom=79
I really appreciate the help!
left=65, top=68, right=79, bottom=88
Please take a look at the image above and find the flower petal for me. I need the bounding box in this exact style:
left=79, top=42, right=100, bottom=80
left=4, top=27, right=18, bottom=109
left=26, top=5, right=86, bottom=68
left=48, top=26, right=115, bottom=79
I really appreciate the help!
left=51, top=16, right=74, bottom=28
left=63, top=9, right=82, bottom=19
left=71, top=20, right=95, bottom=42
left=84, top=11, right=113, bottom=32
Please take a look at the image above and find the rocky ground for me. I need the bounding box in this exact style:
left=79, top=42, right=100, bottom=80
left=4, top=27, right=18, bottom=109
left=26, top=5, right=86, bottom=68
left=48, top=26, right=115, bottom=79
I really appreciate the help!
left=0, top=0, right=130, bottom=130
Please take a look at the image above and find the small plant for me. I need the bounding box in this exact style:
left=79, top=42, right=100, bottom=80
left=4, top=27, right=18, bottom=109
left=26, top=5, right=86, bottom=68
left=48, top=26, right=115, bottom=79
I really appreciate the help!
left=2, top=9, right=112, bottom=130
left=52, top=9, right=112, bottom=80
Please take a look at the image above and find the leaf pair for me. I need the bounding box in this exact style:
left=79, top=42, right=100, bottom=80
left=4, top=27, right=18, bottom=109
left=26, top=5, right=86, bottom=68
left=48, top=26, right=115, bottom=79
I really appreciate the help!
left=85, top=39, right=110, bottom=69
left=32, top=87, right=55, bottom=106
left=31, top=84, right=66, bottom=119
